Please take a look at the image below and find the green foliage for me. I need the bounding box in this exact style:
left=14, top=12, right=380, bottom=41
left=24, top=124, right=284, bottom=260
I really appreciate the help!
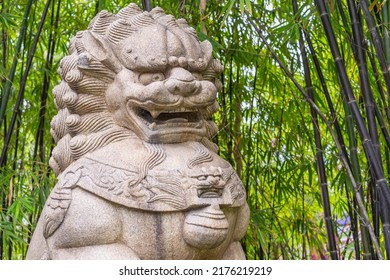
left=2, top=0, right=390, bottom=259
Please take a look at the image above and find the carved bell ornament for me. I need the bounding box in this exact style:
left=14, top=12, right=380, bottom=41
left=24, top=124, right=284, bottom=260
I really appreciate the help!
left=27, top=3, right=249, bottom=260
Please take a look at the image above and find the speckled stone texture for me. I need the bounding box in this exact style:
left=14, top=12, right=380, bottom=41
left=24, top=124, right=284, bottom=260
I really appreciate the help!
left=27, top=3, right=249, bottom=260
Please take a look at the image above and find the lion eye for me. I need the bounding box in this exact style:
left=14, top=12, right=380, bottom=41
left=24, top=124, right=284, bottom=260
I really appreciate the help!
left=139, top=73, right=165, bottom=85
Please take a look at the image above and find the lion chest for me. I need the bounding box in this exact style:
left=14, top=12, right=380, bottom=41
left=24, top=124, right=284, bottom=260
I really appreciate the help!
left=44, top=141, right=246, bottom=259
left=49, top=187, right=237, bottom=259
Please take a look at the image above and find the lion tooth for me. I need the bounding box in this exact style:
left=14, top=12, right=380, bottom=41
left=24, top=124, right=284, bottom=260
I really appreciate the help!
left=149, top=122, right=157, bottom=130
left=150, top=110, right=161, bottom=119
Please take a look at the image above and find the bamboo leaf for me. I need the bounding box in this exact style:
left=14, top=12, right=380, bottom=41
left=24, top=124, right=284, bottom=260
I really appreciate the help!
left=369, top=0, right=380, bottom=11
left=221, top=0, right=235, bottom=23
left=0, top=12, right=18, bottom=28
left=240, top=0, right=245, bottom=14
left=245, top=0, right=252, bottom=14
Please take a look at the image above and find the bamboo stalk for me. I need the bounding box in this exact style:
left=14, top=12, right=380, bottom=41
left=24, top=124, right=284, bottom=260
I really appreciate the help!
left=344, top=179, right=362, bottom=259
left=33, top=0, right=60, bottom=164
left=0, top=0, right=5, bottom=259
left=347, top=0, right=381, bottom=161
left=366, top=51, right=390, bottom=241
left=6, top=117, right=22, bottom=260
left=226, top=57, right=234, bottom=164
left=335, top=0, right=352, bottom=40
left=359, top=0, right=390, bottom=95
left=297, top=0, right=371, bottom=259
left=315, top=0, right=390, bottom=258
left=0, top=0, right=34, bottom=129
left=303, top=30, right=350, bottom=168
left=293, top=0, right=338, bottom=260
left=383, top=0, right=390, bottom=67
left=244, top=66, right=257, bottom=192
left=142, top=0, right=152, bottom=12
left=233, top=66, right=243, bottom=178
left=245, top=10, right=384, bottom=259
left=1, top=1, right=6, bottom=88
left=346, top=0, right=385, bottom=259
left=304, top=1, right=370, bottom=260
left=343, top=95, right=374, bottom=259
left=367, top=49, right=390, bottom=128
left=0, top=0, right=51, bottom=168
left=300, top=33, right=369, bottom=256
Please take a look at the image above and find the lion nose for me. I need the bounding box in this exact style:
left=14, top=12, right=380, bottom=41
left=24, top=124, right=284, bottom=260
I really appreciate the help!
left=165, top=67, right=200, bottom=96
left=208, top=176, right=219, bottom=185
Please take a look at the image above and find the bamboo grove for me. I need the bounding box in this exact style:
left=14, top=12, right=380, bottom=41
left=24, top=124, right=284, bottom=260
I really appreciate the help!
left=1, top=0, right=390, bottom=260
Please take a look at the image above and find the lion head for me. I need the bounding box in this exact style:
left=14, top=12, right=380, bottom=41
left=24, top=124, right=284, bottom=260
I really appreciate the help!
left=49, top=4, right=223, bottom=176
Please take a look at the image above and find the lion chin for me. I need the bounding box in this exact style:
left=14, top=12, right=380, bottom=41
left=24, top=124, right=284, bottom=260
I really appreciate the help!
left=26, top=4, right=249, bottom=260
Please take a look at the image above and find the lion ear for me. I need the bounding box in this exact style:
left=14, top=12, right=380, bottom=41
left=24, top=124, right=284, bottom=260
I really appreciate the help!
left=82, top=30, right=123, bottom=73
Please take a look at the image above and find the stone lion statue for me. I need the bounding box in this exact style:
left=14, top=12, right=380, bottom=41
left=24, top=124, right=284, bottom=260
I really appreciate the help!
left=27, top=3, right=249, bottom=260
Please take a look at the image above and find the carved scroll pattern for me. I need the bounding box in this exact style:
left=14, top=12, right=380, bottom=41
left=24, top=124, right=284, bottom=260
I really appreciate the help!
left=43, top=166, right=83, bottom=238
left=43, top=156, right=246, bottom=237
left=81, top=161, right=187, bottom=209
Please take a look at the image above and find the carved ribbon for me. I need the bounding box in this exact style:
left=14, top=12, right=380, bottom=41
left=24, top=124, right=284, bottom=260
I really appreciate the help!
left=43, top=156, right=246, bottom=238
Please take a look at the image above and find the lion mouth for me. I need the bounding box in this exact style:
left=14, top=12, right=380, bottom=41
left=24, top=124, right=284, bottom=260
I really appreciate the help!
left=126, top=101, right=208, bottom=143
left=137, top=108, right=203, bottom=130
left=197, top=188, right=223, bottom=198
